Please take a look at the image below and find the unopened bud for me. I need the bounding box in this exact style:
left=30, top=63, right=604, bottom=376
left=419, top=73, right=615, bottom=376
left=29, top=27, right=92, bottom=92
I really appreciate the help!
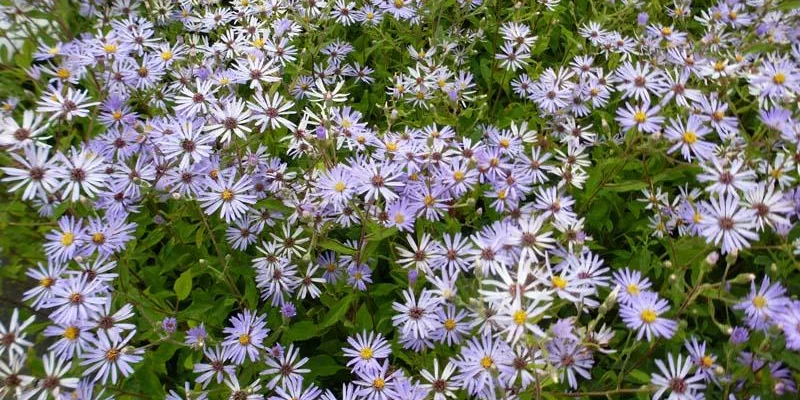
left=652, top=130, right=662, bottom=140
left=514, top=1, right=522, bottom=8
left=198, top=259, right=206, bottom=265
left=74, top=256, right=84, bottom=263
left=725, top=249, right=738, bottom=265
left=225, top=254, right=232, bottom=261
left=171, top=192, right=181, bottom=200
left=476, top=207, right=483, bottom=216
left=770, top=263, right=778, bottom=273
left=705, top=251, right=719, bottom=266
left=731, top=273, right=755, bottom=284
left=663, top=261, right=672, bottom=269
left=669, top=274, right=677, bottom=282
left=301, top=252, right=311, bottom=263
left=714, top=366, right=725, bottom=375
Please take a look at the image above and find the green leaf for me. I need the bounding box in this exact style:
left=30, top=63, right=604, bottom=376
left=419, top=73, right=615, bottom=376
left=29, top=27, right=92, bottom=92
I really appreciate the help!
left=283, top=321, right=319, bottom=342
left=305, top=355, right=343, bottom=379
left=319, top=238, right=356, bottom=255
left=174, top=270, right=192, bottom=301
left=320, top=294, right=356, bottom=328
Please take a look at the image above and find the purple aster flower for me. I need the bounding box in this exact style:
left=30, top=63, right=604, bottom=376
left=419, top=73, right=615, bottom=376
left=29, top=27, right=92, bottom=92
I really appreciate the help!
left=651, top=353, right=706, bottom=400
left=80, top=330, right=143, bottom=384
left=222, top=310, right=269, bottom=365
left=453, top=334, right=511, bottom=397
left=199, top=172, right=257, bottom=223
left=43, top=321, right=94, bottom=361
left=44, top=275, right=107, bottom=324
left=0, top=309, right=35, bottom=358
left=262, top=344, right=309, bottom=389
left=391, top=289, right=442, bottom=340
left=43, top=216, right=86, bottom=265
left=162, top=317, right=177, bottom=334
left=185, top=324, right=208, bottom=348
left=547, top=338, right=594, bottom=389
left=194, top=346, right=234, bottom=388
left=730, top=326, right=750, bottom=345
left=54, top=147, right=107, bottom=202
left=620, top=292, right=677, bottom=341
left=347, top=263, right=372, bottom=291
left=280, top=303, right=297, bottom=319
left=733, top=276, right=789, bottom=330
left=343, top=331, right=392, bottom=374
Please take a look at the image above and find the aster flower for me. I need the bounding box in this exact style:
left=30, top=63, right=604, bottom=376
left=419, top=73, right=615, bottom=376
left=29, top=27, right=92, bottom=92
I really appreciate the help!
left=222, top=310, right=269, bottom=365
left=23, top=262, right=66, bottom=309
left=353, top=359, right=400, bottom=400
left=194, top=346, right=235, bottom=388
left=0, top=309, right=34, bottom=358
left=620, top=292, right=677, bottom=341
left=733, top=276, right=789, bottom=331
left=420, top=359, right=457, bottom=400
left=548, top=338, right=594, bottom=389
left=1, top=144, right=60, bottom=200
left=343, top=331, right=392, bottom=374
left=199, top=172, right=257, bottom=223
left=27, top=351, right=80, bottom=400
left=163, top=119, right=214, bottom=169
left=650, top=353, right=706, bottom=400
left=664, top=115, right=716, bottom=162
left=0, top=354, right=35, bottom=399
left=453, top=334, right=511, bottom=397
left=36, top=86, right=99, bottom=121
left=347, top=263, right=372, bottom=291
left=206, top=99, right=253, bottom=144
left=0, top=110, right=50, bottom=149
left=80, top=330, right=143, bottom=384
left=262, top=344, right=309, bottom=389
left=698, top=193, right=758, bottom=255
left=612, top=267, right=652, bottom=305
left=54, top=147, right=107, bottom=201
left=684, top=337, right=719, bottom=384
left=615, top=101, right=664, bottom=134
left=392, top=289, right=442, bottom=340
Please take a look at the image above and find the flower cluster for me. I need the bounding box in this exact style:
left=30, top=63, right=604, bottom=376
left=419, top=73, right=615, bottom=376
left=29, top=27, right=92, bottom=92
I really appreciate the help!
left=0, top=0, right=799, bottom=399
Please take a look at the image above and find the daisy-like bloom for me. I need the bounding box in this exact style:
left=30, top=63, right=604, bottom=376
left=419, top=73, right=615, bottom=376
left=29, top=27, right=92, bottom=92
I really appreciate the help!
left=0, top=309, right=35, bottom=358
left=0, top=354, right=35, bottom=399
left=54, top=147, right=107, bottom=202
left=431, top=304, right=470, bottom=345
left=495, top=42, right=530, bottom=71
left=495, top=294, right=549, bottom=344
left=222, top=310, right=269, bottom=365
left=749, top=55, right=800, bottom=101
left=420, top=359, right=457, bottom=400
left=615, top=101, right=664, bottom=134
left=650, top=353, right=706, bottom=400
left=43, top=321, right=94, bottom=360
left=614, top=61, right=666, bottom=103
left=620, top=292, right=677, bottom=341
left=733, top=276, right=789, bottom=331
left=23, top=262, right=66, bottom=309
left=353, top=359, right=400, bottom=400
left=612, top=267, right=652, bottom=305
left=664, top=115, right=715, bottom=162
left=396, top=233, right=443, bottom=277
left=1, top=144, right=60, bottom=200
left=777, top=301, right=800, bottom=350
left=453, top=334, right=511, bottom=397
left=80, top=330, right=143, bottom=384
left=697, top=157, right=757, bottom=197
left=547, top=338, right=593, bottom=389
left=234, top=56, right=281, bottom=91
left=193, top=346, right=235, bottom=388
left=0, top=110, right=50, bottom=149
left=92, top=301, right=136, bottom=342
left=314, top=165, right=355, bottom=211
left=353, top=161, right=405, bottom=202
left=272, top=377, right=323, bottom=400
left=698, top=193, right=758, bottom=255
left=27, top=351, right=80, bottom=400
left=199, top=172, right=257, bottom=223
left=205, top=99, right=253, bottom=144
left=392, top=289, right=442, bottom=340
left=36, top=86, right=99, bottom=121
left=175, top=79, right=217, bottom=117
left=185, top=324, right=208, bottom=349
left=742, top=182, right=793, bottom=232
left=248, top=91, right=296, bottom=131
left=684, top=337, right=719, bottom=384
left=508, top=214, right=556, bottom=262
left=343, top=331, right=392, bottom=374
left=163, top=119, right=214, bottom=169
left=307, top=78, right=348, bottom=104
left=44, top=275, right=106, bottom=324
left=261, top=344, right=310, bottom=389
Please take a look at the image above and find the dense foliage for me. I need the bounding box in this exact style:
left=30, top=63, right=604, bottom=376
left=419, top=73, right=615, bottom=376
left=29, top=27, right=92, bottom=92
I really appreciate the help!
left=1, top=0, right=800, bottom=399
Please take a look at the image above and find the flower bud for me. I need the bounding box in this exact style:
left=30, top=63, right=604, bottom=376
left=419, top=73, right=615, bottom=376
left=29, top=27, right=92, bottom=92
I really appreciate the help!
left=663, top=260, right=672, bottom=269
left=198, top=259, right=206, bottom=265
left=725, top=249, right=738, bottom=265
left=669, top=274, right=677, bottom=282
left=704, top=251, right=719, bottom=266
left=171, top=192, right=181, bottom=200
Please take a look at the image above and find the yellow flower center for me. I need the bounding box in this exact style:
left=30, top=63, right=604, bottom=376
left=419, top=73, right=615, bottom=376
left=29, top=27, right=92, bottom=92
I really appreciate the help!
left=112, top=110, right=123, bottom=121
left=661, top=26, right=672, bottom=36
left=773, top=72, right=786, bottom=85
left=683, top=131, right=697, bottom=144
left=56, top=68, right=70, bottom=79
left=497, top=189, right=507, bottom=200
left=444, top=318, right=456, bottom=330
left=104, top=43, right=118, bottom=53
left=714, top=61, right=725, bottom=72
left=513, top=310, right=527, bottom=325
left=238, top=333, right=251, bottom=345
left=221, top=189, right=234, bottom=201
left=394, top=214, right=405, bottom=224
left=424, top=195, right=435, bottom=206
left=354, top=272, right=363, bottom=280
left=499, top=138, right=510, bottom=148
left=373, top=377, right=385, bottom=389
left=92, top=232, right=105, bottom=244
left=640, top=308, right=657, bottom=323
left=386, top=142, right=398, bottom=152
left=626, top=283, right=640, bottom=295
left=453, top=171, right=465, bottom=181
left=334, top=182, right=346, bottom=193
left=161, top=50, right=173, bottom=61
left=359, top=347, right=373, bottom=360
left=105, top=348, right=120, bottom=361
left=752, top=295, right=766, bottom=309
left=220, top=77, right=230, bottom=85
left=63, top=326, right=79, bottom=340
left=693, top=212, right=702, bottom=223
left=633, top=110, right=647, bottom=123
left=61, top=232, right=75, bottom=246
left=48, top=46, right=59, bottom=55
left=552, top=276, right=567, bottom=289
left=701, top=355, right=714, bottom=368
left=480, top=356, right=494, bottom=369
left=40, top=277, right=54, bottom=288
